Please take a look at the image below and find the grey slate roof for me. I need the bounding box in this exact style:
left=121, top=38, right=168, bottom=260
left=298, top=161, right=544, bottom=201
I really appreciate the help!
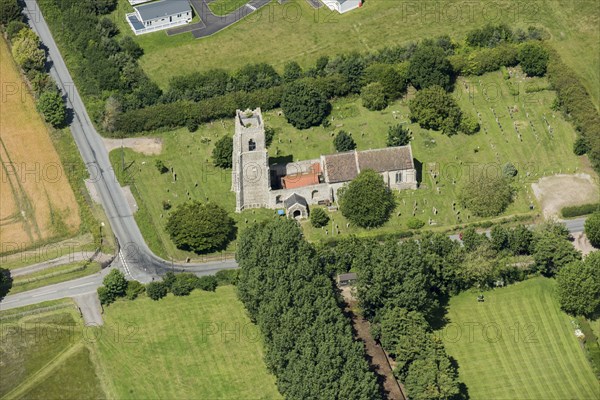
left=323, top=152, right=359, bottom=183
left=136, top=0, right=190, bottom=22
left=284, top=193, right=308, bottom=209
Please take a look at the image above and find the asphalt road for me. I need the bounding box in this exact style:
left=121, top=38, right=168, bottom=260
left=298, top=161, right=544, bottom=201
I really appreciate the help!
left=21, top=0, right=238, bottom=284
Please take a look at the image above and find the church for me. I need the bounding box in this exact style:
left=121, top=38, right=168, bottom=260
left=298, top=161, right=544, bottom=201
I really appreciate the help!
left=232, top=109, right=418, bottom=218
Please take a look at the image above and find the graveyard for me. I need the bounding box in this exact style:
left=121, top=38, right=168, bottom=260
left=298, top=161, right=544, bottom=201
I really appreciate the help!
left=109, top=68, right=587, bottom=260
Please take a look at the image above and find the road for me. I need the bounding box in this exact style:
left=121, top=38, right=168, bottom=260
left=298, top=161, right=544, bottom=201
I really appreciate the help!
left=10, top=252, right=111, bottom=278
left=21, top=0, right=238, bottom=284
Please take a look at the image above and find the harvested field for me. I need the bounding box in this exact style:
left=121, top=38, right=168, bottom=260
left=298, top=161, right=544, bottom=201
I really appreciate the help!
left=0, top=38, right=79, bottom=249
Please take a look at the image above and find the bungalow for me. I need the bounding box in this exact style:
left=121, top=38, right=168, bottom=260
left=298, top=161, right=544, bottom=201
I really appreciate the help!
left=322, top=0, right=362, bottom=14
left=126, top=0, right=192, bottom=35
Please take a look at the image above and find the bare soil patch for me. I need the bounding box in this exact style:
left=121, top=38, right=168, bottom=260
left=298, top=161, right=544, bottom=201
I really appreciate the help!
left=0, top=39, right=79, bottom=248
left=102, top=138, right=162, bottom=156
left=572, top=232, right=597, bottom=257
left=531, top=174, right=599, bottom=218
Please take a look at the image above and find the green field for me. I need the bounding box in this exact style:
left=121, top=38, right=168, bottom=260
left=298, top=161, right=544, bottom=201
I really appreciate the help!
left=94, top=286, right=281, bottom=399
left=439, top=277, right=600, bottom=400
left=112, top=69, right=588, bottom=257
left=0, top=303, right=107, bottom=400
left=209, top=0, right=249, bottom=16
left=112, top=0, right=599, bottom=108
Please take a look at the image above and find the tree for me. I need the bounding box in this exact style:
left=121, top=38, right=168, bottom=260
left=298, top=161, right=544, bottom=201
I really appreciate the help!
left=461, top=226, right=488, bottom=251
left=11, top=28, right=45, bottom=72
left=155, top=159, right=168, bottom=174
left=573, top=136, right=590, bottom=156
left=404, top=337, right=461, bottom=400
left=0, top=0, right=21, bottom=26
left=146, top=281, right=167, bottom=301
left=281, top=81, right=329, bottom=129
left=508, top=225, right=534, bottom=255
left=103, top=269, right=128, bottom=299
left=264, top=125, right=275, bottom=147
left=407, top=44, right=454, bottom=91
left=212, top=135, right=233, bottom=169
left=386, top=124, right=411, bottom=147
left=6, top=20, right=27, bottom=40
left=310, top=207, right=330, bottom=228
left=362, top=63, right=407, bottom=100
left=125, top=280, right=145, bottom=300
left=283, top=61, right=303, bottom=82
left=333, top=130, right=356, bottom=152
left=361, top=82, right=388, bottom=111
left=166, top=202, right=235, bottom=254
left=490, top=225, right=510, bottom=251
left=0, top=267, right=12, bottom=299
left=518, top=42, right=549, bottom=77
left=37, top=89, right=66, bottom=127
left=97, top=286, right=114, bottom=305
left=584, top=211, right=600, bottom=248
left=339, top=170, right=395, bottom=228
left=556, top=253, right=600, bottom=316
left=119, top=36, right=144, bottom=59
left=101, top=96, right=121, bottom=133
left=459, top=242, right=499, bottom=288
left=458, top=174, right=513, bottom=217
left=409, top=85, right=462, bottom=135
left=532, top=233, right=581, bottom=276
left=459, top=114, right=480, bottom=134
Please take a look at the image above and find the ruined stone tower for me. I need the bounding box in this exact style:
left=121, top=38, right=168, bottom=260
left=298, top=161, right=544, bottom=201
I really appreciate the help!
left=231, top=108, right=270, bottom=212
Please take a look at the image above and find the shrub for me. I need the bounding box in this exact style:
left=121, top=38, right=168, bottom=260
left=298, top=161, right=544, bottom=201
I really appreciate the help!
left=502, top=162, right=518, bottom=178
left=361, top=82, right=388, bottom=111
left=283, top=61, right=303, bottom=82
left=459, top=114, right=480, bottom=135
left=97, top=286, right=114, bottom=305
left=37, top=89, right=67, bottom=128
left=386, top=124, right=412, bottom=147
left=518, top=42, right=549, bottom=77
left=406, top=218, right=425, bottom=230
left=215, top=269, right=238, bottom=286
left=5, top=20, right=26, bottom=40
left=333, top=130, right=356, bottom=152
left=125, top=280, right=145, bottom=300
left=146, top=281, right=167, bottom=301
left=171, top=273, right=198, bottom=296
left=584, top=212, right=600, bottom=248
left=11, top=28, right=45, bottom=72
left=0, top=0, right=21, bottom=26
left=166, top=202, right=236, bottom=254
left=155, top=159, right=168, bottom=174
left=458, top=175, right=513, bottom=217
left=196, top=275, right=218, bottom=292
left=310, top=208, right=330, bottom=228
left=573, top=136, right=590, bottom=156
left=103, top=269, right=128, bottom=298
left=561, top=203, right=599, bottom=218
left=212, top=136, right=233, bottom=169
left=339, top=170, right=395, bottom=228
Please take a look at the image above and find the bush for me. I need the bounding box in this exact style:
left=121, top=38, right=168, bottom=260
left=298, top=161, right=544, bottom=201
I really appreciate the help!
left=310, top=208, right=330, bottom=228
left=171, top=273, right=197, bottom=296
left=97, top=286, right=114, bottom=305
left=458, top=175, right=513, bottom=217
left=281, top=81, right=329, bottom=129
left=459, top=114, right=480, bottom=135
left=502, top=162, right=518, bottom=178
left=333, top=130, right=356, bottom=152
left=0, top=0, right=21, bottom=26
left=339, top=170, right=395, bottom=228
left=196, top=275, right=218, bottom=292
left=212, top=136, right=233, bottom=169
left=584, top=212, right=600, bottom=248
left=37, top=89, right=67, bottom=128
left=406, top=218, right=425, bottom=230
left=386, top=124, right=412, bottom=147
left=146, top=281, right=167, bottom=301
left=361, top=82, right=388, bottom=111
left=166, top=202, right=236, bottom=254
left=561, top=203, right=599, bottom=218
left=573, top=136, right=590, bottom=156
left=103, top=269, right=128, bottom=298
left=155, top=159, right=169, bottom=174
left=215, top=269, right=238, bottom=286
left=125, top=280, right=145, bottom=300
left=518, top=42, right=549, bottom=77
left=5, top=20, right=27, bottom=40
left=11, top=28, right=45, bottom=72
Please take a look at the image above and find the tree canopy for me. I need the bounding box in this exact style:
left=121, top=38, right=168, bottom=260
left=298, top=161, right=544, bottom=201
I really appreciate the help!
left=518, top=42, right=549, bottom=77
left=310, top=207, right=330, bottom=228
left=532, top=232, right=581, bottom=276
left=584, top=212, right=600, bottom=248
left=281, top=81, right=329, bottom=129
left=361, top=82, right=388, bottom=111
left=556, top=252, right=600, bottom=317
left=386, top=124, right=412, bottom=147
left=407, top=44, right=454, bottom=91
left=0, top=0, right=21, bottom=26
left=212, top=135, right=233, bottom=169
left=339, top=170, right=395, bottom=228
left=458, top=174, right=513, bottom=217
left=409, top=85, right=463, bottom=135
left=37, top=89, right=67, bottom=128
left=166, top=202, right=235, bottom=254
left=333, top=130, right=357, bottom=152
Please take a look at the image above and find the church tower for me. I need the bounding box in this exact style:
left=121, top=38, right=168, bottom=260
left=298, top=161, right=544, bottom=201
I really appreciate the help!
left=231, top=108, right=271, bottom=212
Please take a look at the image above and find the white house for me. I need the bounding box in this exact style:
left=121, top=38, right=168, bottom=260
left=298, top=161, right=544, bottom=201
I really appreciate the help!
left=322, top=0, right=362, bottom=14
left=126, top=0, right=192, bottom=35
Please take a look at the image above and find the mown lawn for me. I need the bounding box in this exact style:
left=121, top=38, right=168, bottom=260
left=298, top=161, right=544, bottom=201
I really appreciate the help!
left=111, top=69, right=588, bottom=258
left=110, top=0, right=599, bottom=108
left=209, top=0, right=250, bottom=16
left=439, top=277, right=600, bottom=400
left=94, top=286, right=281, bottom=399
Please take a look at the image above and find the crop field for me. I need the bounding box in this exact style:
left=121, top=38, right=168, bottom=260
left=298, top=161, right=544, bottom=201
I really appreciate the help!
left=439, top=277, right=600, bottom=400
left=94, top=286, right=281, bottom=399
left=0, top=302, right=107, bottom=399
left=110, top=0, right=599, bottom=108
left=111, top=69, right=589, bottom=255
left=0, top=38, right=80, bottom=250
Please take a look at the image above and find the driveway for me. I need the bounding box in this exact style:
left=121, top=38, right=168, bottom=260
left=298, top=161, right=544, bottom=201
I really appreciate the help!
left=167, top=0, right=271, bottom=38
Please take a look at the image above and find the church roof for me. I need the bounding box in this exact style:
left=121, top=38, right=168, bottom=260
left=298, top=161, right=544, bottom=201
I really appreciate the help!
left=322, top=152, right=359, bottom=183
left=284, top=193, right=308, bottom=209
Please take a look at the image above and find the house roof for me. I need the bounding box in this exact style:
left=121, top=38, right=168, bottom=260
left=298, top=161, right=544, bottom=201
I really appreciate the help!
left=136, top=0, right=190, bottom=22
left=322, top=152, right=359, bottom=183
left=357, top=146, right=414, bottom=173
left=282, top=163, right=321, bottom=189
left=323, top=146, right=414, bottom=184
left=284, top=193, right=308, bottom=209
left=337, top=272, right=358, bottom=281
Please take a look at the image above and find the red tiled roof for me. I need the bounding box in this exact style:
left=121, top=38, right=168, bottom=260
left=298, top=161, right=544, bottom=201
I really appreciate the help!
left=282, top=163, right=321, bottom=189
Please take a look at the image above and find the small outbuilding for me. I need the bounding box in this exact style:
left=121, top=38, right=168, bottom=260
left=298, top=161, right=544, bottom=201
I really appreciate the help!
left=323, top=0, right=362, bottom=14
left=336, top=272, right=358, bottom=286
left=126, top=0, right=192, bottom=35
left=284, top=193, right=309, bottom=219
